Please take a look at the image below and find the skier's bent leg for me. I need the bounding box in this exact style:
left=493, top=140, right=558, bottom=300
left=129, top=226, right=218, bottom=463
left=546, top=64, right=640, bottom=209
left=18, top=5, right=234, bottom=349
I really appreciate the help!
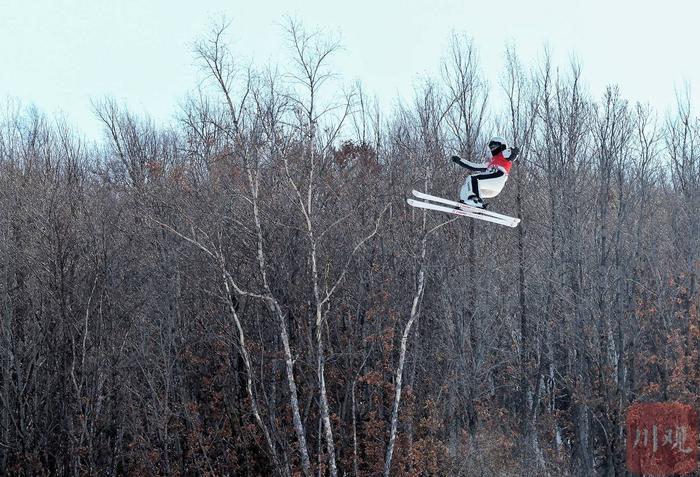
left=459, top=179, right=473, bottom=202
left=458, top=176, right=483, bottom=207
left=461, top=176, right=480, bottom=200
left=472, top=170, right=506, bottom=200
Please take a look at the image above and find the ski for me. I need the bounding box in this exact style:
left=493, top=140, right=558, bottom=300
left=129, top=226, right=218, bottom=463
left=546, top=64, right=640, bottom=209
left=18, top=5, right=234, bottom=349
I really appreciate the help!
left=406, top=199, right=518, bottom=227
left=411, top=190, right=520, bottom=226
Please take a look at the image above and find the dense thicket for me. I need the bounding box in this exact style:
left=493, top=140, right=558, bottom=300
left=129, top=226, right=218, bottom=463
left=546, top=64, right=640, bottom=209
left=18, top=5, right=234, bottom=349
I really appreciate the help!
left=0, top=23, right=698, bottom=476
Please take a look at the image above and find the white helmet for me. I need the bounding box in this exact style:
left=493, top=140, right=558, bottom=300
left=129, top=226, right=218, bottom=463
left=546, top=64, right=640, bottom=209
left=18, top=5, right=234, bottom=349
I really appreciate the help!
left=488, top=136, right=508, bottom=155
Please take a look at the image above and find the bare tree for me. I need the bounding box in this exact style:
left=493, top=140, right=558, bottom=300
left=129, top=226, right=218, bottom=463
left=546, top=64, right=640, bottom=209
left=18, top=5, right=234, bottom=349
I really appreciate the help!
left=193, top=22, right=314, bottom=476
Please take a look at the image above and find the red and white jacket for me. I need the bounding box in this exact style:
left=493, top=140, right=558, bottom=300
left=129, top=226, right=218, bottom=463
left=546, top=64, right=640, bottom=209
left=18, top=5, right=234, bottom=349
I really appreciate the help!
left=452, top=148, right=517, bottom=174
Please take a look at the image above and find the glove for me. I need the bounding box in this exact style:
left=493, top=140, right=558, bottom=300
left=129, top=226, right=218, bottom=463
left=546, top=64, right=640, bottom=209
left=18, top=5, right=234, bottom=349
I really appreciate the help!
left=504, top=146, right=519, bottom=161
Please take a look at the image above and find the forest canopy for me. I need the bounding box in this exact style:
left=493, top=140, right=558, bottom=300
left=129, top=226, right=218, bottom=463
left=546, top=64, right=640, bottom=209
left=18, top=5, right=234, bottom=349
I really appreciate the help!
left=0, top=20, right=698, bottom=476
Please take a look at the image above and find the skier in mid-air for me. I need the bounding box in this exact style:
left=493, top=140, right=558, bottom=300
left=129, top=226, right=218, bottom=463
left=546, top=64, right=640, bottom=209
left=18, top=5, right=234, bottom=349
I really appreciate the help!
left=451, top=136, right=519, bottom=208
left=406, top=135, right=522, bottom=226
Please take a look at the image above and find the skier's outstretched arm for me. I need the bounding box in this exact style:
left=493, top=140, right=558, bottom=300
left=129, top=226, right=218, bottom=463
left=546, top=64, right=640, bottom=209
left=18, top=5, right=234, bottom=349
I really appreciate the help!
left=451, top=155, right=488, bottom=171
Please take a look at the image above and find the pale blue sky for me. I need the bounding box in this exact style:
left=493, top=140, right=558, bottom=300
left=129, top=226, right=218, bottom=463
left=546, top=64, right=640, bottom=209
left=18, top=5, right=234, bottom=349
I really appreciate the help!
left=1, top=0, right=697, bottom=141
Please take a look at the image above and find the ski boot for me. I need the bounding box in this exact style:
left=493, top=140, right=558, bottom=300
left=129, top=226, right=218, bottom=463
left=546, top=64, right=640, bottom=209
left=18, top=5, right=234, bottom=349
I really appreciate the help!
left=460, top=195, right=485, bottom=209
